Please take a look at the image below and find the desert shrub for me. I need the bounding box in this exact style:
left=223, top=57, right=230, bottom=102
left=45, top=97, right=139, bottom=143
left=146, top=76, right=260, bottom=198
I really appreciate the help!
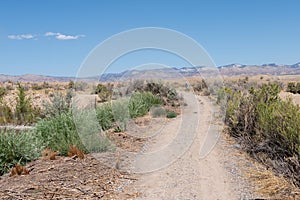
left=42, top=81, right=51, bottom=89
left=0, top=102, right=13, bottom=125
left=0, top=130, right=43, bottom=175
left=6, top=84, right=14, bottom=90
left=31, top=83, right=44, bottom=90
left=93, top=83, right=113, bottom=102
left=67, top=80, right=75, bottom=89
left=287, top=82, right=300, bottom=94
left=15, top=83, right=38, bottom=124
left=73, top=110, right=114, bottom=152
left=225, top=82, right=300, bottom=186
left=74, top=81, right=89, bottom=91
left=191, top=79, right=207, bottom=93
left=34, top=112, right=82, bottom=155
left=0, top=86, right=7, bottom=99
left=166, top=110, right=177, bottom=118
left=128, top=91, right=163, bottom=118
left=35, top=111, right=113, bottom=155
left=216, top=87, right=232, bottom=105
left=96, top=91, right=163, bottom=131
left=96, top=103, right=114, bottom=131
left=112, top=98, right=130, bottom=131
left=126, top=80, right=179, bottom=104
left=43, top=90, right=72, bottom=118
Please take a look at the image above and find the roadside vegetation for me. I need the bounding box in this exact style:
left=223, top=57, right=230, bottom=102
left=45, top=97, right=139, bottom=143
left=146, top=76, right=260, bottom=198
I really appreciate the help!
left=0, top=80, right=180, bottom=176
left=218, top=82, right=300, bottom=187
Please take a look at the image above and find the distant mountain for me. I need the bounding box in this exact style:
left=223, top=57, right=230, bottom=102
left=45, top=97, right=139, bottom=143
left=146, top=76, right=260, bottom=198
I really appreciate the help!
left=219, top=63, right=246, bottom=68
left=291, top=62, right=300, bottom=68
left=218, top=62, right=300, bottom=76
left=1, top=62, right=300, bottom=82
left=0, top=74, right=74, bottom=82
left=0, top=74, right=99, bottom=83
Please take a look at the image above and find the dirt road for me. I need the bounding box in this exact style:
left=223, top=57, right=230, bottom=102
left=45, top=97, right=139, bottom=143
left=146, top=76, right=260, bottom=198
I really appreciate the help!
left=127, top=92, right=250, bottom=200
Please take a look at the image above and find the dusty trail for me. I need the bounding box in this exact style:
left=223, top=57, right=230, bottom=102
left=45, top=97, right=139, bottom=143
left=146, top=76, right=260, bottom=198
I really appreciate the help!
left=128, top=92, right=240, bottom=200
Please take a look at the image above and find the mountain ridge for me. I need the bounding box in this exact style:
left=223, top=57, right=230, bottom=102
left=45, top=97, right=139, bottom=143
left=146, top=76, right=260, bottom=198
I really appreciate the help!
left=1, top=62, right=300, bottom=82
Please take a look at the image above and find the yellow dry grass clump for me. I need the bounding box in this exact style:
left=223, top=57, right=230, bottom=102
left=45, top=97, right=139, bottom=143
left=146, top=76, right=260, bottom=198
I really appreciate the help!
left=246, top=169, right=300, bottom=199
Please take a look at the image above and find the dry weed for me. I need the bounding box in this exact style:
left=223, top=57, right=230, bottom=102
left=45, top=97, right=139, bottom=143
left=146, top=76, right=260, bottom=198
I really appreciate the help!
left=67, top=144, right=85, bottom=159
left=9, top=164, right=29, bottom=177
left=42, top=148, right=58, bottom=160
left=246, top=169, right=300, bottom=199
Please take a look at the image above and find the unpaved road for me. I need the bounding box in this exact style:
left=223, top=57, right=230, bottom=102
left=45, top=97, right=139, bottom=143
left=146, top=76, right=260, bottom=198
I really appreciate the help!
left=127, top=92, right=250, bottom=200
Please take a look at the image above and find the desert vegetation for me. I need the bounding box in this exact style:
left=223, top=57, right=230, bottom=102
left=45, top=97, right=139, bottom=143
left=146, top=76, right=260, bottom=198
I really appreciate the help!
left=0, top=80, right=181, bottom=176
left=286, top=82, right=300, bottom=94
left=219, top=81, right=300, bottom=187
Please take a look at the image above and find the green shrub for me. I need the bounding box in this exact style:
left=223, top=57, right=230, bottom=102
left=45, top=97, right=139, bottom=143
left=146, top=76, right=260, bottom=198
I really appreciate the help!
left=166, top=110, right=177, bottom=118
left=287, top=82, right=300, bottom=94
left=0, top=130, right=43, bottom=175
left=96, top=103, right=114, bottom=131
left=96, top=91, right=163, bottom=131
left=112, top=98, right=130, bottom=131
left=129, top=91, right=163, bottom=118
left=225, top=82, right=300, bottom=186
left=35, top=111, right=113, bottom=155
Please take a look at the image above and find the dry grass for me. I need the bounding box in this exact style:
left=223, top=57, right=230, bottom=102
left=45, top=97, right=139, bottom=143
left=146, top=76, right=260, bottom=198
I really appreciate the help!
left=67, top=144, right=85, bottom=159
left=9, top=164, right=30, bottom=177
left=42, top=148, right=58, bottom=160
left=223, top=131, right=300, bottom=199
left=246, top=167, right=300, bottom=199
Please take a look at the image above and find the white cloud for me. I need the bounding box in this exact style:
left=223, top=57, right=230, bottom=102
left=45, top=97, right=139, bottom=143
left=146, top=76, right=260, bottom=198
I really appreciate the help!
left=44, top=32, right=85, bottom=40
left=8, top=34, right=35, bottom=40
left=44, top=32, right=58, bottom=36
left=8, top=32, right=85, bottom=41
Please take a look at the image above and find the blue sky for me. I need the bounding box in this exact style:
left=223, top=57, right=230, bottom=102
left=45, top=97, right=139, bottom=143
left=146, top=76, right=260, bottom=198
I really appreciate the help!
left=1, top=0, right=300, bottom=76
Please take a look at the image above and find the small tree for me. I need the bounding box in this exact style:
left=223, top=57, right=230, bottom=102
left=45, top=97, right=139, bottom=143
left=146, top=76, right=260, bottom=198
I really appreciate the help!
left=15, top=83, right=36, bottom=124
